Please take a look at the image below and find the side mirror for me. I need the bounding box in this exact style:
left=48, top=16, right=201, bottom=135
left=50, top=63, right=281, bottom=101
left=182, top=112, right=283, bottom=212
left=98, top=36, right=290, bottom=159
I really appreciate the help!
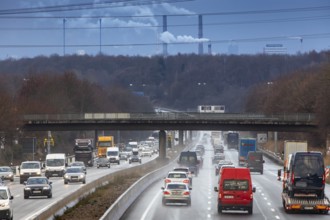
left=189, top=187, right=192, bottom=190
left=43, top=163, right=45, bottom=168
left=277, top=169, right=282, bottom=181
left=214, top=186, right=218, bottom=192
left=49, top=182, right=53, bottom=185
left=263, top=160, right=265, bottom=163
left=252, top=187, right=256, bottom=193
left=161, top=187, right=165, bottom=190
left=10, top=195, right=13, bottom=200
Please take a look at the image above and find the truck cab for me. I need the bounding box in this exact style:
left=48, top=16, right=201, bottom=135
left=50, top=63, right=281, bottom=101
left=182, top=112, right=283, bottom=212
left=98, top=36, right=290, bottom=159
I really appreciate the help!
left=45, top=153, right=67, bottom=178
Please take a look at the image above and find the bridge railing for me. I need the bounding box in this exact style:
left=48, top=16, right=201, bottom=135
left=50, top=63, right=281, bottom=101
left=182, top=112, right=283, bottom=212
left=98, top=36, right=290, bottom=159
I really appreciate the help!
left=23, top=112, right=315, bottom=122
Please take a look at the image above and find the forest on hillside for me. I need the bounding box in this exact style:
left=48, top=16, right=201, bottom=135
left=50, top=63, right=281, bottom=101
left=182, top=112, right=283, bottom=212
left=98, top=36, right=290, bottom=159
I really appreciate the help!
left=0, top=51, right=329, bottom=163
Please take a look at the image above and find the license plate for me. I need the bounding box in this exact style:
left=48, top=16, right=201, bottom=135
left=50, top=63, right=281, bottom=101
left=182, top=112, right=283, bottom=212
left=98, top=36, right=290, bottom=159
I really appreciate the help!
left=33, top=190, right=41, bottom=193
left=172, top=191, right=181, bottom=195
left=224, top=195, right=234, bottom=199
left=304, top=207, right=313, bottom=210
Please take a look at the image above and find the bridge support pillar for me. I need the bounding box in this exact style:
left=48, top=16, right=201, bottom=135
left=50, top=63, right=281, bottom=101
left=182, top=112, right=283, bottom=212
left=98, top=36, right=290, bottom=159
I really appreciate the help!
left=159, top=130, right=166, bottom=159
left=179, top=130, right=184, bottom=147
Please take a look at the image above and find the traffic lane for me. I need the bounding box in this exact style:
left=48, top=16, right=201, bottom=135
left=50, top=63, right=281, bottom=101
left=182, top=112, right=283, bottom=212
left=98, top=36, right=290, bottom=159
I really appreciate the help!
left=123, top=144, right=267, bottom=220
left=10, top=154, right=158, bottom=220
left=122, top=163, right=213, bottom=219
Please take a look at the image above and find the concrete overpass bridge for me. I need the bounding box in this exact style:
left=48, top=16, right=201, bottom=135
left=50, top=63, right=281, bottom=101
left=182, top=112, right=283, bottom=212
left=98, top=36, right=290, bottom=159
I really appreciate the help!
left=22, top=112, right=319, bottom=158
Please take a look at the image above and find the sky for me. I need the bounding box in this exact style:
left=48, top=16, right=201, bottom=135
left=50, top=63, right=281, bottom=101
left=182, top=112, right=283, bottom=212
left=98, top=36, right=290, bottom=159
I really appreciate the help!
left=0, top=0, right=329, bottom=59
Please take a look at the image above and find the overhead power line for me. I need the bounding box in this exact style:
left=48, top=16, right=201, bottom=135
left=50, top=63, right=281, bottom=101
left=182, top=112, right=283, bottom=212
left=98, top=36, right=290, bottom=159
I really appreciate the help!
left=0, top=0, right=193, bottom=15
left=0, top=33, right=329, bottom=48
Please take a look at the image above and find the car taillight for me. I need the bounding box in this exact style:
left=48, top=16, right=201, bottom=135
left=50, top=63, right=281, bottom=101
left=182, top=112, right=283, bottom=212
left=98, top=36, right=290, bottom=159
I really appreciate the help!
left=163, top=191, right=170, bottom=195
left=219, top=193, right=222, bottom=199
left=183, top=179, right=190, bottom=184
left=183, top=191, right=190, bottom=195
left=165, top=179, right=171, bottom=183
left=322, top=173, right=325, bottom=185
left=291, top=172, right=294, bottom=184
left=250, top=193, right=253, bottom=199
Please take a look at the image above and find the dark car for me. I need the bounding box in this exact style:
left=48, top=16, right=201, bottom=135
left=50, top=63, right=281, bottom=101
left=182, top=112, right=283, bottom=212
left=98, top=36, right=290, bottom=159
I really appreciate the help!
left=177, top=151, right=199, bottom=177
left=285, top=151, right=325, bottom=198
left=24, top=177, right=52, bottom=199
left=129, top=154, right=142, bottom=164
left=96, top=157, right=110, bottom=168
left=246, top=151, right=264, bottom=174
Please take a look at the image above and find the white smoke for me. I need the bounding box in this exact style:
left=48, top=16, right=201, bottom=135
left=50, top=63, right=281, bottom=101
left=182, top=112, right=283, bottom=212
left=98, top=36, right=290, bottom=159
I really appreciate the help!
left=160, top=31, right=209, bottom=43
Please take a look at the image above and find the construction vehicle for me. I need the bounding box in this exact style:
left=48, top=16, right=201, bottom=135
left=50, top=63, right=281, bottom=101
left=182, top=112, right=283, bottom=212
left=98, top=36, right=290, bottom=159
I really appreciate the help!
left=74, top=139, right=94, bottom=167
left=278, top=151, right=329, bottom=214
left=97, top=136, right=114, bottom=158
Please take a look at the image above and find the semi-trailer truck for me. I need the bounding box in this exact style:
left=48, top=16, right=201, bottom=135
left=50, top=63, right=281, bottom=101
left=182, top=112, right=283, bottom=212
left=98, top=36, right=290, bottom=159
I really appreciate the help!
left=238, top=138, right=256, bottom=166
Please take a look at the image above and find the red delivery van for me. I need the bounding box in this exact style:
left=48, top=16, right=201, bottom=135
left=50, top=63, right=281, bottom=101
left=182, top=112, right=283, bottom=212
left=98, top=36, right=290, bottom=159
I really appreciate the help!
left=214, top=167, right=256, bottom=214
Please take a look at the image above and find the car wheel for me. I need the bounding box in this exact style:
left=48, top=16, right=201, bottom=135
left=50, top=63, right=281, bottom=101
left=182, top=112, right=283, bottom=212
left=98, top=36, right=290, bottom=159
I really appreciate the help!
left=24, top=195, right=29, bottom=199
left=162, top=199, right=166, bottom=206
left=108, top=165, right=110, bottom=168
left=248, top=206, right=253, bottom=214
left=64, top=181, right=68, bottom=185
left=217, top=205, right=222, bottom=214
left=187, top=199, right=191, bottom=206
left=118, top=161, right=120, bottom=165
left=10, top=178, right=14, bottom=182
left=48, top=193, right=52, bottom=198
left=83, top=180, right=86, bottom=184
left=97, top=166, right=99, bottom=169
left=129, top=161, right=131, bottom=164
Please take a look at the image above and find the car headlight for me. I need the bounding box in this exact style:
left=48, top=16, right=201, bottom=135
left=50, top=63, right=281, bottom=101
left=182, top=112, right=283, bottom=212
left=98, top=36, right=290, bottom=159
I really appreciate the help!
left=37, top=171, right=41, bottom=175
left=64, top=174, right=69, bottom=179
left=43, top=186, right=50, bottom=190
left=24, top=187, right=31, bottom=190
left=0, top=202, right=10, bottom=208
left=79, top=174, right=84, bottom=178
left=8, top=173, right=13, bottom=177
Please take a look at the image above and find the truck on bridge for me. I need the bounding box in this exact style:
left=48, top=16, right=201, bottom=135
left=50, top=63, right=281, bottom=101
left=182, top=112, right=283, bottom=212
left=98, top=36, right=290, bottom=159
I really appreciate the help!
left=74, top=139, right=94, bottom=167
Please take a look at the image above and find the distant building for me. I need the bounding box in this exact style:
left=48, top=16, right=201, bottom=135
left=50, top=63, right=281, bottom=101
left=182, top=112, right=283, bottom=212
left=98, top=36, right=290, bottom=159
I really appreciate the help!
left=263, top=44, right=287, bottom=54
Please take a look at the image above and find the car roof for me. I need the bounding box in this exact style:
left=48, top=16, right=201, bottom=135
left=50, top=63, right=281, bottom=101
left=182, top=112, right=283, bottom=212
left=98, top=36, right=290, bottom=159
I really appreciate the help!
left=28, top=176, right=47, bottom=179
left=168, top=171, right=187, bottom=174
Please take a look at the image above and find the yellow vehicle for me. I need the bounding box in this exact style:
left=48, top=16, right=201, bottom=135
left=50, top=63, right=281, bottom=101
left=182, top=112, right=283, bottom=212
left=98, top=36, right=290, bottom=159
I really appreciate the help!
left=97, top=136, right=114, bottom=157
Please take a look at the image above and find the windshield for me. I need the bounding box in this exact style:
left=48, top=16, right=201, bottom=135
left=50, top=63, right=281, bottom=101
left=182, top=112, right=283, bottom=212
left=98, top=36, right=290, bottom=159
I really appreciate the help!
left=107, top=151, right=118, bottom=156
left=46, top=159, right=65, bottom=166
left=294, top=155, right=324, bottom=177
left=22, top=163, right=40, bottom=169
left=0, top=190, right=8, bottom=200
left=0, top=167, right=11, bottom=172
left=66, top=168, right=82, bottom=173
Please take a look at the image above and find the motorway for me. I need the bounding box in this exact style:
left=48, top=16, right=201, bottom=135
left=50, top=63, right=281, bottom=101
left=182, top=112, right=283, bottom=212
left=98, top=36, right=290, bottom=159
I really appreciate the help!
left=121, top=135, right=330, bottom=220
left=4, top=154, right=157, bottom=220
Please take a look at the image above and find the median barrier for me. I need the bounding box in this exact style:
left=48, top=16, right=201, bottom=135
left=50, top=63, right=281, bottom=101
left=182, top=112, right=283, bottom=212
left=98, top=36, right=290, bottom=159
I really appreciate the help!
left=30, top=157, right=171, bottom=220
left=259, top=148, right=284, bottom=166
left=30, top=145, right=185, bottom=220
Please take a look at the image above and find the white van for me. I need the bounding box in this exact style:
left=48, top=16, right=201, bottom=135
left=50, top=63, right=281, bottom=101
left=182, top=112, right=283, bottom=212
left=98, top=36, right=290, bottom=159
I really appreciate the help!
left=19, top=161, right=42, bottom=184
left=45, top=153, right=67, bottom=178
left=0, top=185, right=14, bottom=220
left=106, top=147, right=120, bottom=165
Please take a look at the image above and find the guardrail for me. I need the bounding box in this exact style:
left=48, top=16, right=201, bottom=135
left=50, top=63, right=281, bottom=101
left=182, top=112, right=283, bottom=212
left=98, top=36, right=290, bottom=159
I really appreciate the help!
left=23, top=112, right=315, bottom=122
left=259, top=148, right=284, bottom=166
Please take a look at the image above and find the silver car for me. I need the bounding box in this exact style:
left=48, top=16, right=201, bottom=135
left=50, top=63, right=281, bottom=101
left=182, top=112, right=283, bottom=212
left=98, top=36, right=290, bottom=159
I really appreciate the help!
left=63, top=167, right=86, bottom=184
left=161, top=183, right=192, bottom=206
left=0, top=166, right=14, bottom=182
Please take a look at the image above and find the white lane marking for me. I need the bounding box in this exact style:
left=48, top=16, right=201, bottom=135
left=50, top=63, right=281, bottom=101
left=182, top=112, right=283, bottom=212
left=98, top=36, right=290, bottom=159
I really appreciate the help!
left=275, top=215, right=280, bottom=219
left=207, top=207, right=211, bottom=211
left=267, top=202, right=271, bottom=206
left=254, top=195, right=268, bottom=220
left=271, top=208, right=275, bottom=212
left=207, top=214, right=211, bottom=218
left=140, top=190, right=161, bottom=220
